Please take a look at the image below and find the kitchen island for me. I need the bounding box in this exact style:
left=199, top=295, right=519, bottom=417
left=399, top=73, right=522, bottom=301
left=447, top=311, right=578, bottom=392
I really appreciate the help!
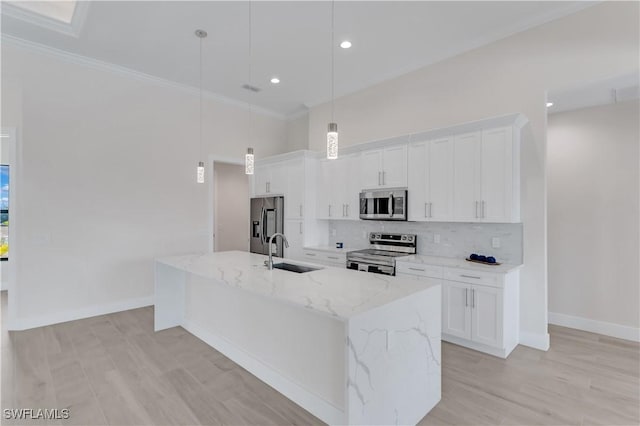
left=155, top=251, right=441, bottom=425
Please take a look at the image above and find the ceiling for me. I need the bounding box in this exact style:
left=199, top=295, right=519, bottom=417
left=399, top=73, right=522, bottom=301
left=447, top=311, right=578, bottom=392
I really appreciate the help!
left=1, top=1, right=597, bottom=118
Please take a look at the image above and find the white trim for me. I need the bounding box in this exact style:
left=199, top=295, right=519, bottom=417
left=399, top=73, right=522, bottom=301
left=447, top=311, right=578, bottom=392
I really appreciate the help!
left=0, top=128, right=18, bottom=328
left=519, top=330, right=550, bottom=351
left=549, top=312, right=640, bottom=342
left=0, top=35, right=286, bottom=120
left=0, top=2, right=84, bottom=37
left=183, top=319, right=345, bottom=425
left=442, top=334, right=515, bottom=359
left=7, top=296, right=154, bottom=331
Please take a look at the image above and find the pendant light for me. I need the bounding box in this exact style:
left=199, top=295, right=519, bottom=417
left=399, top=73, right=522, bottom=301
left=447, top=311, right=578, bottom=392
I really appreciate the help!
left=245, top=148, right=254, bottom=175
left=195, top=29, right=207, bottom=183
left=245, top=1, right=255, bottom=175
left=326, top=0, right=338, bottom=160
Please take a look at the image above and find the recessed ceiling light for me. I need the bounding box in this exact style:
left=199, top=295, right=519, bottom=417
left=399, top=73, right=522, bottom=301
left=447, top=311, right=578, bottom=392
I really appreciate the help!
left=270, top=77, right=280, bottom=84
left=546, top=102, right=554, bottom=107
left=340, top=41, right=352, bottom=49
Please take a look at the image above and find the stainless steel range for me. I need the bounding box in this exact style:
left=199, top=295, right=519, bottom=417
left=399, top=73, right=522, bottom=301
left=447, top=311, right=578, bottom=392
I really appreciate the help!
left=347, top=232, right=416, bottom=276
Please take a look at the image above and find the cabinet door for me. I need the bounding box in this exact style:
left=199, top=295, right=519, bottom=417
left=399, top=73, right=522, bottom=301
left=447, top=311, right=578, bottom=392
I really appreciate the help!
left=471, top=285, right=503, bottom=348
left=480, top=127, right=513, bottom=222
left=345, top=154, right=361, bottom=219
left=428, top=137, right=454, bottom=220
left=316, top=160, right=332, bottom=219
left=284, top=220, right=304, bottom=260
left=254, top=164, right=271, bottom=195
left=442, top=281, right=471, bottom=339
left=453, top=132, right=481, bottom=221
left=269, top=162, right=288, bottom=195
left=361, top=149, right=383, bottom=189
left=382, top=145, right=408, bottom=187
left=286, top=160, right=305, bottom=219
left=408, top=141, right=428, bottom=221
left=332, top=157, right=349, bottom=219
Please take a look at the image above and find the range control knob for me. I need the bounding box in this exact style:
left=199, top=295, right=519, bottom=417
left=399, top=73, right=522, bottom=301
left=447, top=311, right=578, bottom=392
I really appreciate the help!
left=375, top=234, right=381, bottom=239
left=401, top=236, right=407, bottom=241
left=408, top=236, right=414, bottom=242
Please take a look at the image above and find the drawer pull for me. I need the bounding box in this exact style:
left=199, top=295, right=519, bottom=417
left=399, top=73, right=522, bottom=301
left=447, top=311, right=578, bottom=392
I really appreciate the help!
left=305, top=253, right=317, bottom=257
left=409, top=267, right=426, bottom=272
left=460, top=274, right=481, bottom=279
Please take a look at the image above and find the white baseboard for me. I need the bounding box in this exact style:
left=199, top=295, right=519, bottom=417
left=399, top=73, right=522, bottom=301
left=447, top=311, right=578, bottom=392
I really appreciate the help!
left=519, top=330, right=550, bottom=351
left=8, top=296, right=154, bottom=330
left=549, top=312, right=640, bottom=342
left=183, top=319, right=345, bottom=425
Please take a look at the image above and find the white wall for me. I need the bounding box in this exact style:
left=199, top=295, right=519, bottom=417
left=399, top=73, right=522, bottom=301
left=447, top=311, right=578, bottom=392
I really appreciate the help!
left=548, top=100, right=639, bottom=338
left=285, top=112, right=309, bottom=152
left=213, top=162, right=249, bottom=252
left=306, top=2, right=639, bottom=349
left=0, top=44, right=288, bottom=329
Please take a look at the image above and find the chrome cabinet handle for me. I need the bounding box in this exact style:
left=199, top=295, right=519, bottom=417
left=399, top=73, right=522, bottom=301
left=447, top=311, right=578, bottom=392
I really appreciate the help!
left=346, top=204, right=349, bottom=217
left=429, top=202, right=433, bottom=218
left=305, top=252, right=316, bottom=256
left=299, top=222, right=303, bottom=234
left=475, top=201, right=479, bottom=218
left=465, top=288, right=468, bottom=307
left=472, top=289, right=476, bottom=308
left=409, top=267, right=425, bottom=272
left=382, top=171, right=386, bottom=185
left=378, top=171, right=382, bottom=186
left=461, top=274, right=481, bottom=279
left=327, top=256, right=339, bottom=260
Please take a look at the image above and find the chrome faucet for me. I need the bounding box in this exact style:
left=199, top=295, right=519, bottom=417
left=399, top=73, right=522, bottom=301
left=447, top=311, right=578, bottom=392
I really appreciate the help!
left=267, top=233, right=289, bottom=270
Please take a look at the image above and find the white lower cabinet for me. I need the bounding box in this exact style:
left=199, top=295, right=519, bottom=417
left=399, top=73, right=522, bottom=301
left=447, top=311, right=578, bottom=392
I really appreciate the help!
left=398, top=260, right=519, bottom=358
left=301, top=248, right=346, bottom=268
left=284, top=220, right=304, bottom=260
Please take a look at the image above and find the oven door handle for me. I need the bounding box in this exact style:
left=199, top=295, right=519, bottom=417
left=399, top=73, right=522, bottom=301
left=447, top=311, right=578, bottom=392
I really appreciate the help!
left=388, top=194, right=394, bottom=217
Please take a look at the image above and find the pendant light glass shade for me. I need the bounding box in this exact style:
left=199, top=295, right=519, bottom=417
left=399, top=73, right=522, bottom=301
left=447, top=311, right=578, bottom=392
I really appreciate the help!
left=196, top=161, right=205, bottom=183
left=245, top=148, right=255, bottom=175
left=327, top=122, right=338, bottom=160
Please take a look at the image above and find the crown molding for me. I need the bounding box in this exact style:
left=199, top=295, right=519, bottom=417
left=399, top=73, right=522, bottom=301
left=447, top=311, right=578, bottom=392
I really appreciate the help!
left=1, top=1, right=88, bottom=38
left=0, top=34, right=287, bottom=120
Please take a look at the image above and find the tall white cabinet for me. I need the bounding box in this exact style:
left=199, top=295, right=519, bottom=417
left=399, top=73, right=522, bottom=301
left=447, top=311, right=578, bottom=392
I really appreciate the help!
left=408, top=137, right=454, bottom=221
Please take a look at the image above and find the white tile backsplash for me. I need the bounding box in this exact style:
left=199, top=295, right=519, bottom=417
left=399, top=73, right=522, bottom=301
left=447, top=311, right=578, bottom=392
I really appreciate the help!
left=328, top=221, right=523, bottom=264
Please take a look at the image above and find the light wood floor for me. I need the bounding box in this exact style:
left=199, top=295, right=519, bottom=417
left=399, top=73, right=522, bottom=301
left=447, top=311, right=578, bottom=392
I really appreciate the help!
left=2, top=293, right=638, bottom=426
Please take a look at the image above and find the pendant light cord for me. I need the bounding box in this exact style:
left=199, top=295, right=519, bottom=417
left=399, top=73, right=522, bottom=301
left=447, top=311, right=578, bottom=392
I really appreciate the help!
left=330, top=0, right=335, bottom=122
left=248, top=1, right=253, bottom=145
left=199, top=34, right=203, bottom=160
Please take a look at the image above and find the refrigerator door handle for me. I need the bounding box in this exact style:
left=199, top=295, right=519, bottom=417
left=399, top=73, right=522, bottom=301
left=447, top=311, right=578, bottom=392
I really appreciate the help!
left=261, top=207, right=267, bottom=244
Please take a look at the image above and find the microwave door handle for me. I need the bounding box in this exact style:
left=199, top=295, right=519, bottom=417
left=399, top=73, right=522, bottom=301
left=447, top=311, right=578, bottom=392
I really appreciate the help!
left=389, top=194, right=394, bottom=217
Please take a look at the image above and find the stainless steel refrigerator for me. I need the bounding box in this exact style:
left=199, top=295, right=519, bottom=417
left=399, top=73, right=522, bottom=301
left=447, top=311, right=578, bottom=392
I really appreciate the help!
left=250, top=196, right=284, bottom=257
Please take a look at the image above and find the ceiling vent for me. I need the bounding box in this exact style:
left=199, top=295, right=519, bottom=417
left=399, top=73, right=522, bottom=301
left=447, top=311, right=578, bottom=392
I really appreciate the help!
left=242, top=84, right=261, bottom=93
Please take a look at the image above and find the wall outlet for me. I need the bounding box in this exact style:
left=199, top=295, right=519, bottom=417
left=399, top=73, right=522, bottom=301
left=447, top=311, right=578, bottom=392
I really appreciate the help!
left=434, top=234, right=441, bottom=244
left=492, top=237, right=501, bottom=248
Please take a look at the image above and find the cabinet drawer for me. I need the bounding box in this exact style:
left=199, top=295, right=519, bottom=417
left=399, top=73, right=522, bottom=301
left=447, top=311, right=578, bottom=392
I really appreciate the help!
left=396, top=262, right=443, bottom=279
left=302, top=250, right=345, bottom=267
left=444, top=267, right=498, bottom=287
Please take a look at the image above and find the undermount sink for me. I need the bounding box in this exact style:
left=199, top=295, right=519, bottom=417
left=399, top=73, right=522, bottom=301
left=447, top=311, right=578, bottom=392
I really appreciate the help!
left=272, top=262, right=322, bottom=273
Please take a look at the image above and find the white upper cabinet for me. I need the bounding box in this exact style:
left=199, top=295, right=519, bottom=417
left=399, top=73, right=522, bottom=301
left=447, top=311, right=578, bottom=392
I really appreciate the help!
left=452, top=127, right=519, bottom=223
left=453, top=131, right=482, bottom=221
left=253, top=162, right=288, bottom=196
left=361, top=145, right=408, bottom=189
left=480, top=127, right=514, bottom=222
left=408, top=137, right=454, bottom=221
left=286, top=160, right=305, bottom=219
left=316, top=154, right=360, bottom=220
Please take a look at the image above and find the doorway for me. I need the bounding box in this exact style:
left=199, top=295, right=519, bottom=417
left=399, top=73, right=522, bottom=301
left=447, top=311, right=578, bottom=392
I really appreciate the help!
left=212, top=161, right=250, bottom=252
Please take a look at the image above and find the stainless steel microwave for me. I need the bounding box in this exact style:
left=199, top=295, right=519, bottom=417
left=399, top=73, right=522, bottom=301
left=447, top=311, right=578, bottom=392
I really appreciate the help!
left=359, top=189, right=408, bottom=221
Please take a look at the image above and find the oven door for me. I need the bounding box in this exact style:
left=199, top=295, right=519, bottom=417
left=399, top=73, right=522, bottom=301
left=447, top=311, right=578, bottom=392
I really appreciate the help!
left=359, top=189, right=407, bottom=221
left=347, top=260, right=395, bottom=276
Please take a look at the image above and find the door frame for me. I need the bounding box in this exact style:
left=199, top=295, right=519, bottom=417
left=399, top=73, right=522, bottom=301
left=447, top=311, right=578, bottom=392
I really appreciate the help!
left=1, top=127, right=19, bottom=329
left=207, top=155, right=247, bottom=253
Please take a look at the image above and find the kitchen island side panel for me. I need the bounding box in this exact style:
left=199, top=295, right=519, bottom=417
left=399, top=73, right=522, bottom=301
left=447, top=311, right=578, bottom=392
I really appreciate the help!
left=346, top=284, right=442, bottom=425
left=183, top=272, right=346, bottom=417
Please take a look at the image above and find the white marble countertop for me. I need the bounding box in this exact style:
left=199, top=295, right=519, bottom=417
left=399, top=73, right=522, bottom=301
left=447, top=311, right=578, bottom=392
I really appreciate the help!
left=156, top=251, right=439, bottom=321
left=397, top=254, right=523, bottom=274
